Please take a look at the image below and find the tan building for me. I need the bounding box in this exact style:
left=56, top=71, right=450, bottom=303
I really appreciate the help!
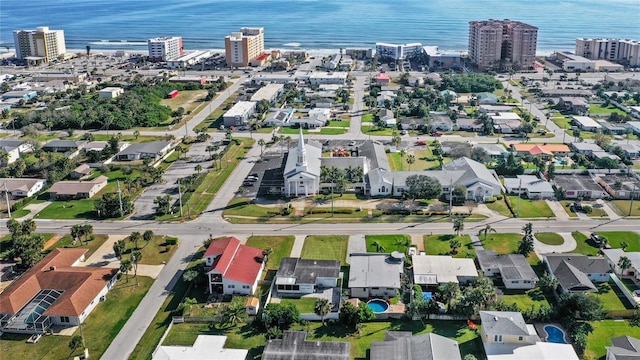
left=468, top=19, right=537, bottom=70
left=575, top=38, right=640, bottom=67
left=13, top=26, right=66, bottom=62
left=225, top=27, right=264, bottom=67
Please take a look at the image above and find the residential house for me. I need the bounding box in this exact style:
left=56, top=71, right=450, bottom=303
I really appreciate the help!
left=431, top=112, right=454, bottom=131
left=477, top=93, right=499, bottom=105
left=309, top=72, right=348, bottom=86
left=0, top=138, right=34, bottom=165
left=479, top=104, right=516, bottom=113
left=603, top=249, right=640, bottom=281
left=439, top=157, right=504, bottom=202
left=154, top=335, right=248, bottom=360
left=543, top=253, right=612, bottom=293
left=48, top=175, right=108, bottom=200
left=349, top=252, right=404, bottom=299
left=558, top=97, right=589, bottom=114
left=474, top=143, right=510, bottom=159
left=479, top=311, right=540, bottom=360
left=204, top=236, right=265, bottom=295
left=627, top=121, right=640, bottom=135
left=594, top=173, right=640, bottom=200
left=456, top=118, right=484, bottom=132
left=42, top=140, right=86, bottom=153
left=617, top=143, right=640, bottom=159
left=606, top=336, right=640, bottom=360
left=572, top=142, right=604, bottom=158
left=70, top=164, right=93, bottom=179
left=0, top=178, right=46, bottom=198
left=377, top=90, right=396, bottom=107
left=379, top=109, right=396, bottom=127
left=412, top=255, right=478, bottom=287
left=600, top=121, right=628, bottom=135
left=371, top=332, right=462, bottom=360
left=223, top=101, right=257, bottom=127
left=476, top=250, right=538, bottom=289
left=512, top=143, right=571, bottom=158
left=264, top=109, right=294, bottom=127
left=0, top=248, right=117, bottom=334
left=511, top=343, right=580, bottom=360
left=250, top=83, right=284, bottom=103
left=115, top=141, right=172, bottom=161
left=553, top=174, right=607, bottom=199
left=572, top=115, right=601, bottom=132
left=504, top=175, right=554, bottom=199
left=262, top=331, right=349, bottom=360
left=376, top=72, right=391, bottom=85
left=83, top=141, right=128, bottom=154
left=399, top=118, right=426, bottom=131
left=275, top=257, right=341, bottom=296
left=491, top=113, right=522, bottom=134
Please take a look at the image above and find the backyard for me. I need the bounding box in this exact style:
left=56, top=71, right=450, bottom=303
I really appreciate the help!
left=280, top=297, right=318, bottom=314
left=585, top=320, right=640, bottom=359
left=301, top=235, right=349, bottom=265
left=500, top=288, right=550, bottom=311
left=387, top=149, right=439, bottom=171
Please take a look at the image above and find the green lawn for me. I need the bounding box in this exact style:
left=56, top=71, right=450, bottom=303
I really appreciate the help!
left=162, top=320, right=484, bottom=360
left=586, top=320, right=640, bottom=360
left=328, top=120, right=350, bottom=128
left=223, top=197, right=293, bottom=219
left=559, top=201, right=579, bottom=218
left=508, top=196, right=554, bottom=218
left=361, top=125, right=397, bottom=136
left=423, top=234, right=476, bottom=258
left=589, top=103, right=626, bottom=115
left=0, top=276, right=153, bottom=360
left=485, top=198, right=513, bottom=217
left=246, top=235, right=295, bottom=270
left=121, top=235, right=178, bottom=265
left=319, top=127, right=347, bottom=135
left=597, top=231, right=640, bottom=251
left=365, top=234, right=411, bottom=253
left=591, top=281, right=634, bottom=313
left=535, top=233, right=564, bottom=246
left=36, top=199, right=97, bottom=219
left=571, top=231, right=600, bottom=256
left=279, top=127, right=309, bottom=134
left=387, top=149, right=439, bottom=171
left=500, top=288, right=550, bottom=311
left=301, top=235, right=349, bottom=265
left=47, top=233, right=109, bottom=258
left=482, top=233, right=539, bottom=264
left=610, top=200, right=640, bottom=216
left=280, top=297, right=318, bottom=314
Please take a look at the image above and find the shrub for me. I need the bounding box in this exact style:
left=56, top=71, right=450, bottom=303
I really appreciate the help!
left=165, top=237, right=178, bottom=245
left=496, top=195, right=503, bottom=200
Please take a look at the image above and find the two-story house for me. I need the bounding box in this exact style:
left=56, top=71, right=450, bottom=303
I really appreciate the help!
left=204, top=237, right=265, bottom=296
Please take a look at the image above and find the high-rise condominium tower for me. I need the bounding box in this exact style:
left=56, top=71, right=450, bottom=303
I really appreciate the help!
left=468, top=19, right=538, bottom=70
left=225, top=27, right=264, bottom=67
left=13, top=26, right=66, bottom=62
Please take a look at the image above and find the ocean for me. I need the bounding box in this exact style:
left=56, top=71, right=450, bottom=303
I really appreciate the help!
left=1, top=0, right=639, bottom=54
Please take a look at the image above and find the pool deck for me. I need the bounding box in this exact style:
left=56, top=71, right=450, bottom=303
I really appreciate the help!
left=534, top=323, right=569, bottom=343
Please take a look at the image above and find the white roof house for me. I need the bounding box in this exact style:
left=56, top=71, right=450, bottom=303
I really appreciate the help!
left=572, top=115, right=601, bottom=131
left=504, top=175, right=555, bottom=200
left=412, top=255, right=478, bottom=286
left=251, top=83, right=284, bottom=102
left=153, top=335, right=248, bottom=360
left=349, top=252, right=405, bottom=299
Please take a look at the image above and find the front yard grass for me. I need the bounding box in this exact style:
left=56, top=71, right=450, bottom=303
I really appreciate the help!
left=47, top=233, right=109, bottom=258
left=280, top=297, right=318, bottom=314
left=36, top=199, right=97, bottom=219
left=485, top=197, right=512, bottom=217
left=589, top=103, right=626, bottom=115
left=483, top=233, right=538, bottom=264
left=162, top=319, right=484, bottom=360
left=246, top=235, right=295, bottom=270
left=610, top=200, right=640, bottom=216
left=0, top=276, right=153, bottom=360
left=571, top=231, right=600, bottom=256
left=365, top=234, right=411, bottom=253
left=318, top=127, right=347, bottom=135
left=301, top=235, right=349, bottom=265
left=223, top=197, right=293, bottom=219
left=121, top=235, right=178, bottom=265
left=361, top=125, right=396, bottom=136
left=559, top=200, right=579, bottom=218
left=535, top=233, right=564, bottom=246
left=423, top=234, right=476, bottom=258
left=597, top=231, right=640, bottom=251
left=508, top=196, right=554, bottom=218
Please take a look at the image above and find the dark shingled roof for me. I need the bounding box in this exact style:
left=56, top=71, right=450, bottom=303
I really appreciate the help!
left=370, top=331, right=462, bottom=360
left=276, top=257, right=341, bottom=285
left=262, top=331, right=350, bottom=360
left=608, top=336, right=640, bottom=360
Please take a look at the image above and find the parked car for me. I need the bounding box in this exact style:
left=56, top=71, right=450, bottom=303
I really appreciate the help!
left=431, top=131, right=443, bottom=137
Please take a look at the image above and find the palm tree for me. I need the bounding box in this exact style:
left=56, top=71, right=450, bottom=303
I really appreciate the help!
left=67, top=335, right=83, bottom=360
left=129, top=231, right=142, bottom=250
left=370, top=241, right=386, bottom=253
left=113, top=239, right=126, bottom=260
left=258, top=139, right=266, bottom=157
left=314, top=298, right=332, bottom=326
left=394, top=237, right=410, bottom=252
left=449, top=238, right=461, bottom=255
left=618, top=256, right=632, bottom=274
left=211, top=153, right=221, bottom=170
left=133, top=130, right=140, bottom=140
left=120, top=259, right=132, bottom=282
left=206, top=145, right=215, bottom=160
left=399, top=149, right=406, bottom=170
left=621, top=241, right=629, bottom=251
left=406, top=154, right=416, bottom=171
left=132, top=250, right=142, bottom=287
left=453, top=218, right=464, bottom=236
left=478, top=224, right=497, bottom=242
left=143, top=230, right=154, bottom=245
left=21, top=219, right=36, bottom=236
left=195, top=164, right=202, bottom=174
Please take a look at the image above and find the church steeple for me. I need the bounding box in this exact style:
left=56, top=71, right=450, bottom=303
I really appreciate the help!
left=296, top=127, right=307, bottom=166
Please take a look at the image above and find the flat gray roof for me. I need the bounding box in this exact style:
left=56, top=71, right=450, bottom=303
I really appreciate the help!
left=553, top=174, right=604, bottom=192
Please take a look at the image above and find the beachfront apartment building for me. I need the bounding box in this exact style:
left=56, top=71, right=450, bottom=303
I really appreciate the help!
left=225, top=27, right=264, bottom=67
left=575, top=38, right=640, bottom=67
left=13, top=27, right=66, bottom=62
left=147, top=36, right=183, bottom=62
left=468, top=19, right=538, bottom=70
left=375, top=42, right=423, bottom=60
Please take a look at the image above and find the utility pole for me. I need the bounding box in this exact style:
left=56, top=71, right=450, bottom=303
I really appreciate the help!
left=117, top=180, right=124, bottom=217
left=177, top=178, right=184, bottom=217
left=517, top=177, right=522, bottom=218
left=4, top=181, right=11, bottom=218
left=449, top=179, right=453, bottom=218
left=630, top=183, right=637, bottom=217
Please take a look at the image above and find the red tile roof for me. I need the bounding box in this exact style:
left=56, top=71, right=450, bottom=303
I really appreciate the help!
left=0, top=248, right=117, bottom=317
left=376, top=73, right=390, bottom=80
left=206, top=237, right=264, bottom=286
left=255, top=53, right=270, bottom=61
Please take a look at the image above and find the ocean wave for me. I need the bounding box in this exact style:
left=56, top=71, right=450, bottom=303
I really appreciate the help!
left=89, top=41, right=148, bottom=46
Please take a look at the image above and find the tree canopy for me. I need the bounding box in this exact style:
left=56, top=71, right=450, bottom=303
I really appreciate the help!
left=439, top=74, right=503, bottom=93
left=405, top=175, right=442, bottom=200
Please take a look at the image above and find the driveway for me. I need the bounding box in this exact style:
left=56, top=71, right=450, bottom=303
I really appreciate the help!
left=545, top=200, right=570, bottom=221
left=534, top=232, right=576, bottom=258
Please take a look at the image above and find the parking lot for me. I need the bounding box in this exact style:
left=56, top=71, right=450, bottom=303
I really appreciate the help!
left=242, top=151, right=286, bottom=198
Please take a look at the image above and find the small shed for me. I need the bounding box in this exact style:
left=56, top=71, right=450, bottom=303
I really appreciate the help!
left=167, top=90, right=179, bottom=99
left=245, top=297, right=260, bottom=316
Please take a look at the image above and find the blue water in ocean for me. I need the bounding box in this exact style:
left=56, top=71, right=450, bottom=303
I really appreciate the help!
left=1, top=0, right=639, bottom=53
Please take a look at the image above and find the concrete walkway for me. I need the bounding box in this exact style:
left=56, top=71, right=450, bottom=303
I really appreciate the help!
left=18, top=201, right=52, bottom=219
left=597, top=199, right=622, bottom=220
left=534, top=232, right=576, bottom=258
left=545, top=200, right=570, bottom=221
left=347, top=234, right=366, bottom=264
left=289, top=235, right=306, bottom=258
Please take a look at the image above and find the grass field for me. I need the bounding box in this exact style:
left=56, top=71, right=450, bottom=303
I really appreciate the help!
left=535, top=233, right=564, bottom=245
left=246, top=235, right=295, bottom=270
left=589, top=103, right=626, bottom=116
left=610, top=200, right=640, bottom=216
left=365, top=234, right=411, bottom=253
left=585, top=320, right=640, bottom=360
left=592, top=281, right=634, bottom=312
left=47, top=233, right=109, bottom=258
left=192, top=93, right=239, bottom=133
left=597, top=231, right=640, bottom=251
left=301, top=235, right=349, bottom=265
left=482, top=233, right=538, bottom=264
left=485, top=198, right=513, bottom=217
left=571, top=231, right=600, bottom=256
left=121, top=234, right=178, bottom=265
left=0, top=276, right=153, bottom=360
left=423, top=234, right=476, bottom=258
left=500, top=288, right=550, bottom=311
left=319, top=127, right=347, bottom=135
left=361, top=125, right=396, bottom=136
left=162, top=320, right=484, bottom=360
left=387, top=149, right=439, bottom=171
left=508, top=196, right=554, bottom=218
left=222, top=197, right=293, bottom=219
left=280, top=297, right=318, bottom=314
left=160, top=89, right=207, bottom=111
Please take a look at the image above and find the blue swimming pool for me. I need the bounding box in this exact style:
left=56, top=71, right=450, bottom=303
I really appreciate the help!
left=544, top=325, right=568, bottom=344
left=367, top=299, right=389, bottom=314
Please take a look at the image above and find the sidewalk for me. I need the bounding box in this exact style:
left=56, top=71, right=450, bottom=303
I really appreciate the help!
left=289, top=235, right=306, bottom=258
left=17, top=201, right=52, bottom=219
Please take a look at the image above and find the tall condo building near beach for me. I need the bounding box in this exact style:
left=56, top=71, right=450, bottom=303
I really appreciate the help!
left=225, top=27, right=265, bottom=67
left=147, top=36, right=184, bottom=62
left=468, top=19, right=538, bottom=70
left=575, top=38, right=640, bottom=67
left=13, top=26, right=66, bottom=62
